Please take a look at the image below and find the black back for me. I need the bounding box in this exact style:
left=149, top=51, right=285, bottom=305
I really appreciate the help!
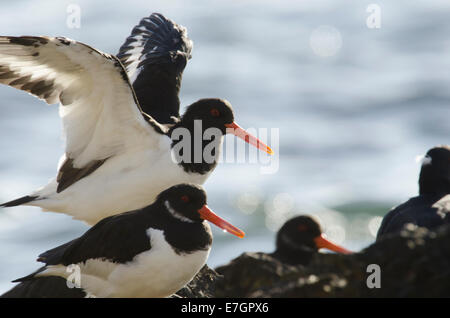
left=117, top=13, right=192, bottom=124
left=37, top=210, right=153, bottom=266
left=376, top=194, right=450, bottom=241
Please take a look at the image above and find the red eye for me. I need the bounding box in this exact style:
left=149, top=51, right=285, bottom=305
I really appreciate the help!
left=210, top=108, right=220, bottom=117
left=181, top=195, right=190, bottom=203
left=298, top=224, right=308, bottom=232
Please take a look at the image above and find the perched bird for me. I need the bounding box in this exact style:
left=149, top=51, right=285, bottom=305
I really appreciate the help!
left=2, top=184, right=244, bottom=298
left=271, top=215, right=352, bottom=265
left=376, top=145, right=450, bottom=241
left=214, top=215, right=352, bottom=294
left=0, top=16, right=272, bottom=225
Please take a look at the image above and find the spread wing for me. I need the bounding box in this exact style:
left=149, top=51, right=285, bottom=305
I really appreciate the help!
left=117, top=13, right=193, bottom=124
left=0, top=36, right=165, bottom=192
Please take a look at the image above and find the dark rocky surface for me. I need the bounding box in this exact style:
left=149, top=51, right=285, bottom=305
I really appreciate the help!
left=4, top=223, right=449, bottom=298
left=175, top=265, right=223, bottom=298
left=179, top=223, right=450, bottom=297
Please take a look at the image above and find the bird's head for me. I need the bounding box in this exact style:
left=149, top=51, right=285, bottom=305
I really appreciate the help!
left=181, top=98, right=273, bottom=155
left=276, top=215, right=352, bottom=254
left=182, top=98, right=234, bottom=132
left=418, top=145, right=450, bottom=195
left=157, top=184, right=245, bottom=238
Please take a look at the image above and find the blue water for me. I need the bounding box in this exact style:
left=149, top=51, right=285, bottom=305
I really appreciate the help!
left=0, top=0, right=449, bottom=293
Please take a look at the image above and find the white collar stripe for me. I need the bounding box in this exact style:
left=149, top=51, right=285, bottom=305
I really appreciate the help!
left=164, top=200, right=193, bottom=223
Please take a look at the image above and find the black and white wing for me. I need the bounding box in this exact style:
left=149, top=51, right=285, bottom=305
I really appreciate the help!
left=117, top=13, right=193, bottom=124
left=36, top=210, right=152, bottom=266
left=9, top=212, right=151, bottom=286
left=0, top=36, right=164, bottom=193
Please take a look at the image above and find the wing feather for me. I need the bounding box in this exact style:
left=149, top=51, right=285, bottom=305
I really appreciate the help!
left=0, top=36, right=165, bottom=191
left=37, top=210, right=152, bottom=265
left=117, top=13, right=193, bottom=124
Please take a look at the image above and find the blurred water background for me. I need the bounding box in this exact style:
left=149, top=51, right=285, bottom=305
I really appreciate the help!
left=0, top=0, right=449, bottom=293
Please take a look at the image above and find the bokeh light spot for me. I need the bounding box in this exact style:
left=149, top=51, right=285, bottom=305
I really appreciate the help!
left=310, top=25, right=342, bottom=57
left=368, top=216, right=383, bottom=237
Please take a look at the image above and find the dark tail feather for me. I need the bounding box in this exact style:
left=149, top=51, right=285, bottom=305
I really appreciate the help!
left=12, top=266, right=47, bottom=283
left=3, top=275, right=87, bottom=298
left=1, top=195, right=38, bottom=207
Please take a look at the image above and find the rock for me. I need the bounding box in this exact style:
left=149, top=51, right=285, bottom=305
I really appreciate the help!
left=213, top=252, right=357, bottom=297
left=172, top=224, right=450, bottom=297
left=175, top=265, right=223, bottom=298
left=8, top=222, right=447, bottom=298
left=214, top=252, right=306, bottom=297
left=212, top=223, right=450, bottom=297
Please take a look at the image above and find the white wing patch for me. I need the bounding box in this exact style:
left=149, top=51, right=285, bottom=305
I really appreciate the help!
left=0, top=36, right=158, bottom=168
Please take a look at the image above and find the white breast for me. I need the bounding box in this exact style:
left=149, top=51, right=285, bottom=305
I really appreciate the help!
left=31, top=136, right=214, bottom=225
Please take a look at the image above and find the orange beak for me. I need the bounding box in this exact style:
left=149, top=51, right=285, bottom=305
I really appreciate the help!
left=313, top=234, right=352, bottom=254
left=198, top=205, right=245, bottom=238
left=224, top=122, right=274, bottom=155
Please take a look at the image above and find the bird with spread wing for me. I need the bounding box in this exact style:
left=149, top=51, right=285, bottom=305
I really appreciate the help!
left=0, top=13, right=272, bottom=225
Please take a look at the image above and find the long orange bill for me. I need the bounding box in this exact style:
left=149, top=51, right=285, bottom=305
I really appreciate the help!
left=313, top=234, right=352, bottom=254
left=198, top=205, right=245, bottom=238
left=224, top=122, right=274, bottom=155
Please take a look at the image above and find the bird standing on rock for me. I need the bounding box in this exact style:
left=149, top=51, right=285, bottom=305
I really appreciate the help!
left=217, top=215, right=352, bottom=274
left=2, top=184, right=244, bottom=298
left=0, top=13, right=272, bottom=225
left=376, top=145, right=450, bottom=241
left=213, top=215, right=352, bottom=298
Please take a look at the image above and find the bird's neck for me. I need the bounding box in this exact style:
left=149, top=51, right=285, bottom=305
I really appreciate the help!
left=419, top=171, right=450, bottom=196
left=146, top=202, right=213, bottom=254
left=168, top=121, right=224, bottom=175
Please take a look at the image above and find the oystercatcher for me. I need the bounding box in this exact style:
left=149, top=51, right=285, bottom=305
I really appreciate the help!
left=271, top=215, right=352, bottom=265
left=376, top=145, right=450, bottom=241
left=2, top=184, right=244, bottom=298
left=0, top=30, right=272, bottom=224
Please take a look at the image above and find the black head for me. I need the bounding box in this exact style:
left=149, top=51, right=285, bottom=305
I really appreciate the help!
left=276, top=216, right=322, bottom=252
left=170, top=98, right=272, bottom=175
left=418, top=145, right=450, bottom=195
left=273, top=215, right=351, bottom=265
left=156, top=184, right=245, bottom=238
left=157, top=184, right=207, bottom=223
left=181, top=98, right=234, bottom=134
